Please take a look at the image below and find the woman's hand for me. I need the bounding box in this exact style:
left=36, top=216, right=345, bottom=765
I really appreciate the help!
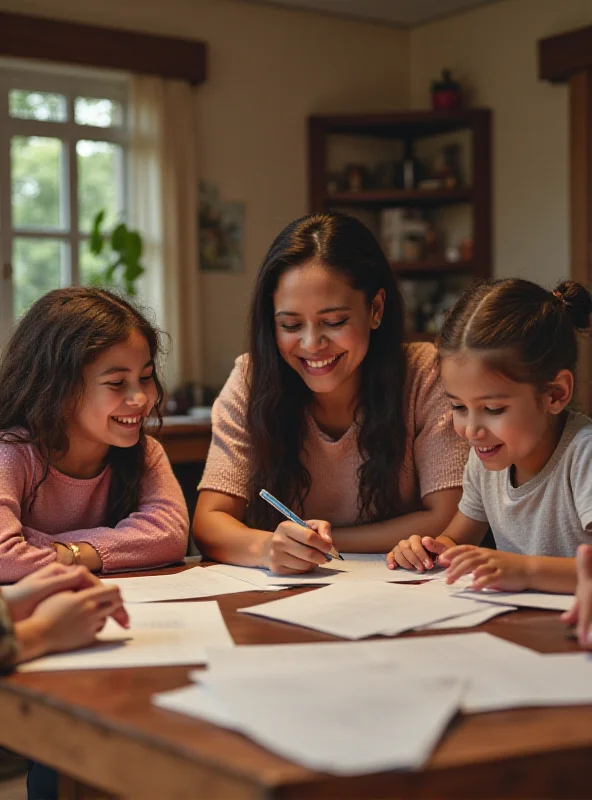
left=15, top=584, right=128, bottom=662
left=441, top=545, right=530, bottom=591
left=263, top=519, right=334, bottom=574
left=387, top=535, right=450, bottom=571
left=3, top=564, right=129, bottom=629
left=561, top=544, right=592, bottom=648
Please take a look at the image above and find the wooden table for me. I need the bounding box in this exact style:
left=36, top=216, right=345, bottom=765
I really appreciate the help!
left=1, top=568, right=591, bottom=800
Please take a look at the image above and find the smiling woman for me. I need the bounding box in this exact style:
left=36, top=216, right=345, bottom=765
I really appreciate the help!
left=0, top=287, right=189, bottom=583
left=193, top=211, right=469, bottom=574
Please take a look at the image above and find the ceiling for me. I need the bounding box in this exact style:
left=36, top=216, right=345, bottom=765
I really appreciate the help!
left=241, top=0, right=501, bottom=27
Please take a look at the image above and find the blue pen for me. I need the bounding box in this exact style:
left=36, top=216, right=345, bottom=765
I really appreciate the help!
left=259, top=489, right=344, bottom=561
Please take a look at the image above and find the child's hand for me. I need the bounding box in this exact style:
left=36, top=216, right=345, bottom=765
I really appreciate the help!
left=15, top=584, right=128, bottom=662
left=4, top=564, right=98, bottom=621
left=3, top=564, right=129, bottom=629
left=441, top=545, right=529, bottom=591
left=561, top=543, right=592, bottom=648
left=387, top=536, right=449, bottom=571
left=264, top=519, right=333, bottom=574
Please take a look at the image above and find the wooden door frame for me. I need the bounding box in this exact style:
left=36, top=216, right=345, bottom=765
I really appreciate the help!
left=539, top=26, right=592, bottom=413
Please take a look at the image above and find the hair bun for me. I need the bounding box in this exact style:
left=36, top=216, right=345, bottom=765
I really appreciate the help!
left=554, top=280, right=592, bottom=331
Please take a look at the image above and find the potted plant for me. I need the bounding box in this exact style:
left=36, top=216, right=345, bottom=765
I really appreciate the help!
left=88, top=210, right=145, bottom=295
left=431, top=69, right=463, bottom=112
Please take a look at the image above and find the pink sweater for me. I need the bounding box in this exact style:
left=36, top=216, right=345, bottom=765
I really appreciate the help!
left=0, top=435, right=189, bottom=582
left=199, top=343, right=469, bottom=526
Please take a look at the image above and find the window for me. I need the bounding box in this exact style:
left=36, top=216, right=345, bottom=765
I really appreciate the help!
left=0, top=64, right=129, bottom=334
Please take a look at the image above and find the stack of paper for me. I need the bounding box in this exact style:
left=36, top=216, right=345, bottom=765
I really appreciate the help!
left=154, top=664, right=464, bottom=774
left=452, top=589, right=575, bottom=611
left=102, top=566, right=280, bottom=604
left=19, top=601, right=234, bottom=672
left=200, top=631, right=592, bottom=713
left=152, top=632, right=592, bottom=774
left=207, top=555, right=446, bottom=589
left=238, top=581, right=492, bottom=639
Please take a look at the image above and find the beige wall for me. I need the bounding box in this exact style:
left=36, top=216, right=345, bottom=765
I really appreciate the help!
left=410, top=0, right=592, bottom=289
left=0, top=0, right=409, bottom=387
left=6, top=0, right=592, bottom=388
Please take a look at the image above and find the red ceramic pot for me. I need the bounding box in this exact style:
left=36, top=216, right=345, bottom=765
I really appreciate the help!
left=432, top=90, right=463, bottom=111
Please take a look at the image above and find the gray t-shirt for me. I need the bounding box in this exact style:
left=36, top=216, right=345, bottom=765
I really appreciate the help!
left=458, top=411, right=592, bottom=557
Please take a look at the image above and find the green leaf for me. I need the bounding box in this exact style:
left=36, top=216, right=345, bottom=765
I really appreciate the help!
left=92, top=209, right=105, bottom=229
left=105, top=257, right=123, bottom=283
left=124, top=262, right=145, bottom=283
left=89, top=209, right=106, bottom=255
left=89, top=229, right=103, bottom=256
left=110, top=223, right=127, bottom=253
left=125, top=231, right=142, bottom=262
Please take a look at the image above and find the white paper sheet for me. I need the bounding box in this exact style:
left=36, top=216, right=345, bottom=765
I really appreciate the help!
left=202, top=631, right=566, bottom=714
left=155, top=665, right=464, bottom=775
left=419, top=604, right=517, bottom=630
left=153, top=683, right=238, bottom=729
left=453, top=589, right=575, bottom=611
left=19, top=601, right=234, bottom=672
left=102, top=566, right=273, bottom=603
left=461, top=650, right=592, bottom=712
left=208, top=557, right=446, bottom=589
left=239, top=581, right=492, bottom=639
left=201, top=631, right=534, bottom=680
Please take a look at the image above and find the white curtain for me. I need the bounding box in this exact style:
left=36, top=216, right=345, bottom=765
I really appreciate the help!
left=128, top=75, right=203, bottom=393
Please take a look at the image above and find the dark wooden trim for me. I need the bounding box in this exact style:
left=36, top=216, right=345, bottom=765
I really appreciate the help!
left=569, top=71, right=592, bottom=413
left=0, top=11, right=207, bottom=86
left=308, top=117, right=327, bottom=213
left=308, top=108, right=489, bottom=139
left=471, top=107, right=492, bottom=279
left=539, top=24, right=592, bottom=83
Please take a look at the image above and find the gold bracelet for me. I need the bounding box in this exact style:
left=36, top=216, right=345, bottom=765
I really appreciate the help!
left=66, top=543, right=81, bottom=565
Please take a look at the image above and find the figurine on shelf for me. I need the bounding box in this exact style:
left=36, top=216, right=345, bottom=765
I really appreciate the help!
left=344, top=163, right=368, bottom=192
left=395, top=141, right=423, bottom=189
left=418, top=143, right=462, bottom=191
left=431, top=69, right=463, bottom=112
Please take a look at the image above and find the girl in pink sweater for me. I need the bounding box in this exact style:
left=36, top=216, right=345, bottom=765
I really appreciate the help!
left=0, top=288, right=189, bottom=583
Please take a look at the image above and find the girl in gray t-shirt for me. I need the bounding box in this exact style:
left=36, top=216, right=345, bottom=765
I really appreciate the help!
left=388, top=277, right=592, bottom=597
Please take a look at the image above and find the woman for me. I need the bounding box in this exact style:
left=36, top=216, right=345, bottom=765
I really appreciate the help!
left=194, top=211, right=468, bottom=573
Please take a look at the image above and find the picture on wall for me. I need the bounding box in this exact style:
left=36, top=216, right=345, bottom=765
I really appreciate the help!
left=199, top=180, right=244, bottom=272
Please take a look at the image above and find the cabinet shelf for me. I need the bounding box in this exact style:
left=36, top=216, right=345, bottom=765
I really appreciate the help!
left=325, top=187, right=473, bottom=208
left=308, top=108, right=492, bottom=337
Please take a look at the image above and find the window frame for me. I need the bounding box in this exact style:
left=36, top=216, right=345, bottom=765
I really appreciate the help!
left=0, top=61, right=129, bottom=335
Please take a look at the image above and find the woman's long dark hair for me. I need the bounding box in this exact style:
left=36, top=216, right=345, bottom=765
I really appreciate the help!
left=247, top=211, right=407, bottom=529
left=0, top=287, right=164, bottom=525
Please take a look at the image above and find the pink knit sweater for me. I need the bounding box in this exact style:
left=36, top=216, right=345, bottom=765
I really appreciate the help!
left=199, top=343, right=469, bottom=526
left=0, top=436, right=189, bottom=583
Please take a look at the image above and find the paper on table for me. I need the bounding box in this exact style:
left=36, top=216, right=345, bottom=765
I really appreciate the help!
left=201, top=631, right=535, bottom=679
left=202, top=631, right=560, bottom=714
left=453, top=589, right=575, bottom=611
left=19, top=601, right=234, bottom=672
left=418, top=603, right=517, bottom=630
left=153, top=683, right=238, bottom=730
left=239, top=581, right=491, bottom=639
left=206, top=561, right=347, bottom=588
left=462, top=650, right=592, bottom=712
left=209, top=557, right=445, bottom=589
left=156, top=665, right=464, bottom=775
left=102, top=566, right=276, bottom=603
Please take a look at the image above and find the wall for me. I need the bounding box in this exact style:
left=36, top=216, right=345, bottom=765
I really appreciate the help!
left=410, top=0, right=592, bottom=288
left=0, top=0, right=409, bottom=388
